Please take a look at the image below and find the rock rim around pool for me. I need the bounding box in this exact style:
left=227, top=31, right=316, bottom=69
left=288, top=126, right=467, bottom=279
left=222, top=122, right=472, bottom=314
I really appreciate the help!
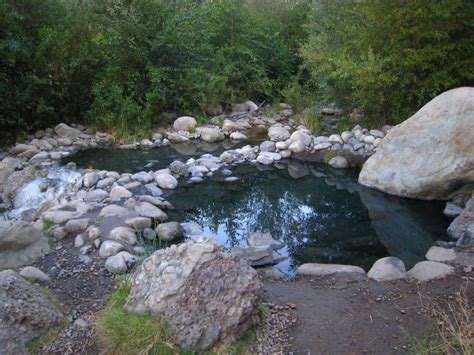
left=359, top=87, right=474, bottom=200
left=124, top=238, right=262, bottom=352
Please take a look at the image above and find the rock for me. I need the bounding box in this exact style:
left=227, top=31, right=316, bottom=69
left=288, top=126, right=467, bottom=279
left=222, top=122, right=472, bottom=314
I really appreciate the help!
left=99, top=204, right=131, bottom=218
left=328, top=156, right=349, bottom=169
left=363, top=135, right=375, bottom=145
left=206, top=103, right=223, bottom=116
left=297, top=263, right=366, bottom=276
left=173, top=116, right=197, bottom=132
left=425, top=246, right=457, bottom=263
left=73, top=318, right=88, bottom=328
left=85, top=189, right=108, bottom=202
left=105, top=251, right=136, bottom=274
left=289, top=131, right=312, bottom=146
left=256, top=152, right=281, bottom=165
left=443, top=203, right=464, bottom=218
left=199, top=127, right=225, bottom=142
left=167, top=132, right=189, bottom=143
left=155, top=173, right=178, bottom=189
left=314, top=142, right=332, bottom=151
left=132, top=171, right=153, bottom=184
left=341, top=131, right=354, bottom=142
left=407, top=261, right=455, bottom=281
left=155, top=222, right=184, bottom=242
left=247, top=232, right=284, bottom=250
left=88, top=227, right=101, bottom=240
left=124, top=238, right=262, bottom=351
left=64, top=218, right=89, bottom=234
left=230, top=132, right=247, bottom=141
left=110, top=186, right=133, bottom=200
left=42, top=210, right=82, bottom=224
left=328, top=134, right=343, bottom=145
left=169, top=161, right=188, bottom=177
left=83, top=172, right=98, bottom=188
left=289, top=140, right=306, bottom=153
left=246, top=100, right=259, bottom=112
left=232, top=102, right=250, bottom=113
left=268, top=126, right=290, bottom=142
left=0, top=270, right=64, bottom=354
left=99, top=240, right=125, bottom=257
left=19, top=266, right=50, bottom=283
left=135, top=202, right=168, bottom=221
left=370, top=129, right=385, bottom=138
left=0, top=221, right=49, bottom=269
left=145, top=183, right=163, bottom=197
left=142, top=227, right=156, bottom=240
left=222, top=119, right=237, bottom=133
left=54, top=123, right=82, bottom=139
left=260, top=140, right=276, bottom=152
left=140, top=139, right=154, bottom=148
left=359, top=88, right=474, bottom=200
left=231, top=246, right=284, bottom=266
left=109, top=226, right=137, bottom=245
left=56, top=137, right=73, bottom=146
left=125, top=217, right=152, bottom=231
left=448, top=197, right=474, bottom=239
left=367, top=257, right=406, bottom=281
left=96, top=177, right=115, bottom=189
left=181, top=222, right=203, bottom=235
left=74, top=234, right=85, bottom=248
left=3, top=166, right=36, bottom=205
left=21, top=208, right=37, bottom=222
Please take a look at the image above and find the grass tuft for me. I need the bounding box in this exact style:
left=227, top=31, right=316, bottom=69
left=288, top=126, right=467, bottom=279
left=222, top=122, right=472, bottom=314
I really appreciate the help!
left=96, top=280, right=186, bottom=355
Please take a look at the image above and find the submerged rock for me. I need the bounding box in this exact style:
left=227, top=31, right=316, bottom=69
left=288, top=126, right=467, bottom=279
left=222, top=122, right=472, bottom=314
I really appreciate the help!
left=359, top=87, right=474, bottom=200
left=124, top=238, right=262, bottom=351
left=0, top=270, right=65, bottom=354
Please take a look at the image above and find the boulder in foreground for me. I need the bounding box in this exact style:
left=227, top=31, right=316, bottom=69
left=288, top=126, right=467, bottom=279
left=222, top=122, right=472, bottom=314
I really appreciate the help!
left=359, top=87, right=474, bottom=200
left=0, top=270, right=64, bottom=354
left=124, top=238, right=262, bottom=352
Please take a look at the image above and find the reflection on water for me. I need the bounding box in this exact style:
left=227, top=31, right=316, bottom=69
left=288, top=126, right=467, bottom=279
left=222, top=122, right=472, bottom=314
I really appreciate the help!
left=63, top=140, right=249, bottom=173
left=165, top=162, right=449, bottom=274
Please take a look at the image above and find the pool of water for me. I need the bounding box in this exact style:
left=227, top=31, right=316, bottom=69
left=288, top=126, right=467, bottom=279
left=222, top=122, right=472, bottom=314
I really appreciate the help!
left=62, top=140, right=250, bottom=173
left=64, top=146, right=449, bottom=274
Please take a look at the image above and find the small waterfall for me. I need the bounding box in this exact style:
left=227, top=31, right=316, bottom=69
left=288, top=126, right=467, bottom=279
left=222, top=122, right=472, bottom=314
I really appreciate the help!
left=9, top=167, right=81, bottom=219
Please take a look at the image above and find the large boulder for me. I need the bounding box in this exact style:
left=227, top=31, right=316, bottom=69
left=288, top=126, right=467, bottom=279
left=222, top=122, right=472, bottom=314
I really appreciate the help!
left=3, top=166, right=36, bottom=205
left=54, top=123, right=82, bottom=139
left=173, top=116, right=197, bottom=132
left=359, top=88, right=474, bottom=200
left=0, top=270, right=65, bottom=354
left=0, top=221, right=49, bottom=269
left=448, top=195, right=474, bottom=240
left=124, top=238, right=262, bottom=351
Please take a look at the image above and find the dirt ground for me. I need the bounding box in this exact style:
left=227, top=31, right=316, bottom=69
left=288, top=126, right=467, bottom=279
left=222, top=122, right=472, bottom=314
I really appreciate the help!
left=263, top=271, right=473, bottom=354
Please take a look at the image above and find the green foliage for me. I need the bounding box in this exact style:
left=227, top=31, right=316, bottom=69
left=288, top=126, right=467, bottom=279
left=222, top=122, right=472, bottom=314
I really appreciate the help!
left=97, top=280, right=187, bottom=355
left=299, top=108, right=322, bottom=135
left=302, top=0, right=474, bottom=124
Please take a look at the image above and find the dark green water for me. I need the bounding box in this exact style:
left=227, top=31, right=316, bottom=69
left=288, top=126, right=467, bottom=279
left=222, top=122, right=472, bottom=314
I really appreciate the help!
left=63, top=140, right=248, bottom=173
left=65, top=147, right=449, bottom=274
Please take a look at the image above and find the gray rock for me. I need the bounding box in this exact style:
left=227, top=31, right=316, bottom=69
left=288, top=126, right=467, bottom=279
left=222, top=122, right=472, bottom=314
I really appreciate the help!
left=230, top=132, right=247, bottom=141
left=328, top=156, right=349, bottom=169
left=21, top=208, right=37, bottom=222
left=268, top=126, right=290, bottom=142
left=83, top=172, right=98, bottom=188
left=328, top=134, right=343, bottom=145
left=167, top=132, right=189, bottom=143
left=74, top=234, right=85, bottom=248
left=42, top=210, right=82, bottom=224
left=19, top=266, right=50, bottom=283
left=0, top=270, right=64, bottom=354
left=297, top=263, right=366, bottom=276
left=109, top=226, right=137, bottom=245
left=173, top=116, right=197, bottom=132
left=425, top=246, right=457, bottom=263
left=247, top=232, right=284, bottom=250
left=155, top=222, right=184, bottom=242
left=181, top=222, right=203, bottom=235
left=125, top=217, right=152, bottom=231
left=85, top=189, right=108, bottom=202
left=124, top=238, right=262, bottom=351
left=199, top=127, right=225, bottom=143
left=99, top=204, right=130, bottom=218
left=256, top=152, right=281, bottom=165
left=110, top=186, right=132, bottom=200
left=231, top=246, right=284, bottom=266
left=88, top=227, right=101, bottom=240
left=407, top=261, right=454, bottom=281
left=96, top=177, right=115, bottom=189
left=3, top=166, right=36, bottom=205
left=144, top=183, right=163, bottom=197
left=367, top=257, right=406, bottom=281
left=448, top=197, right=474, bottom=239
left=359, top=88, right=474, bottom=200
left=0, top=221, right=49, bottom=269
left=169, top=161, right=188, bottom=177
left=155, top=173, right=178, bottom=189
left=260, top=141, right=276, bottom=152
left=99, top=240, right=125, bottom=257
left=135, top=201, right=168, bottom=221
left=142, top=227, right=156, bottom=240
left=105, top=251, right=136, bottom=274
left=132, top=171, right=153, bottom=184
left=64, top=218, right=89, bottom=234
left=54, top=123, right=82, bottom=139
left=444, top=203, right=463, bottom=218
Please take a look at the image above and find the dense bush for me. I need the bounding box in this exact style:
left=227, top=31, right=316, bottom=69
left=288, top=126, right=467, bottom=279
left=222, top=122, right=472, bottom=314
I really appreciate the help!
left=302, top=0, right=474, bottom=124
left=0, top=0, right=472, bottom=136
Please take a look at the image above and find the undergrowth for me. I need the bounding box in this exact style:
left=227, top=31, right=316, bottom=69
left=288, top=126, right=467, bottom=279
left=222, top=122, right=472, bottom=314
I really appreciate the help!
left=406, top=281, right=473, bottom=354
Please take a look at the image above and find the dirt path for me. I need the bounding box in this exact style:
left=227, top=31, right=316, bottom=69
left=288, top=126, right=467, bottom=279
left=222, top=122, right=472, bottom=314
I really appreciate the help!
left=263, top=272, right=473, bottom=354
